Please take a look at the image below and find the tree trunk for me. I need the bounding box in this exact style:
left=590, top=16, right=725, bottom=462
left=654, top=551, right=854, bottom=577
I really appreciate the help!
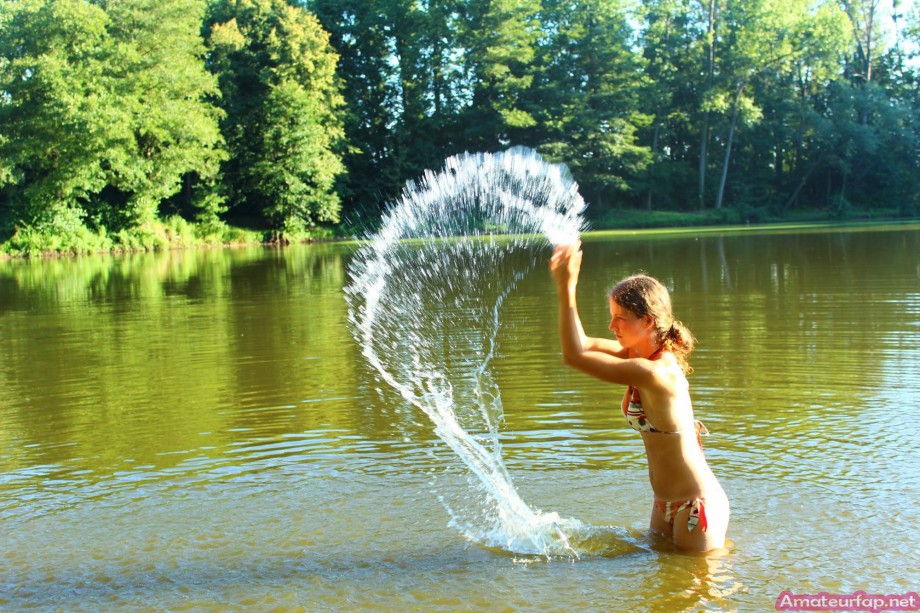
left=775, top=145, right=783, bottom=188
left=715, top=82, right=745, bottom=210
left=698, top=0, right=718, bottom=210
left=714, top=108, right=736, bottom=210
left=646, top=122, right=661, bottom=211
left=699, top=118, right=710, bottom=210
left=782, top=158, right=822, bottom=212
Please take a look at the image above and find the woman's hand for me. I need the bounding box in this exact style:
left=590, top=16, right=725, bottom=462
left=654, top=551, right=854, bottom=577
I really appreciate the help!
left=549, top=242, right=583, bottom=292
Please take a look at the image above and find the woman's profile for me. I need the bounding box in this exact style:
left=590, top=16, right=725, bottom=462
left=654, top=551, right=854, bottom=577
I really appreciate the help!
left=550, top=242, right=729, bottom=552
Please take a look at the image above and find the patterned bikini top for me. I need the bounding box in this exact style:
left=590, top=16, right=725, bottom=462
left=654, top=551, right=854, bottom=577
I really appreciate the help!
left=622, top=347, right=708, bottom=446
left=624, top=384, right=662, bottom=433
left=623, top=347, right=664, bottom=433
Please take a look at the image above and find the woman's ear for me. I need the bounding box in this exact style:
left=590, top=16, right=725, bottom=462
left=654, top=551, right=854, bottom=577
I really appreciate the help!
left=642, top=315, right=655, bottom=331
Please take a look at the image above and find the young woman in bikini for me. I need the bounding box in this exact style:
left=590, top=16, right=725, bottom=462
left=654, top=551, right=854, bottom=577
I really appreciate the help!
left=549, top=242, right=729, bottom=552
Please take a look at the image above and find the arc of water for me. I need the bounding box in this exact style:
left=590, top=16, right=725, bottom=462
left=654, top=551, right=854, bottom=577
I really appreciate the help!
left=353, top=260, right=559, bottom=553
left=345, top=148, right=587, bottom=556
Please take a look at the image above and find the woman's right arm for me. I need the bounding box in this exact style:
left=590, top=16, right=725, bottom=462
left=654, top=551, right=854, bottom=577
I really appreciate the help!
left=549, top=244, right=627, bottom=359
left=551, top=244, right=651, bottom=386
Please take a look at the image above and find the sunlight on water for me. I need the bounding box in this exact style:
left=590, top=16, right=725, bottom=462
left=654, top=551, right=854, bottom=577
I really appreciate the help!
left=344, top=148, right=614, bottom=556
left=3, top=225, right=918, bottom=608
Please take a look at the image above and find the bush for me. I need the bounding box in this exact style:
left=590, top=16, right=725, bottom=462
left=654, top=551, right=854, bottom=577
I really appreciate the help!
left=2, top=207, right=111, bottom=256
left=736, top=204, right=768, bottom=224
left=591, top=208, right=731, bottom=229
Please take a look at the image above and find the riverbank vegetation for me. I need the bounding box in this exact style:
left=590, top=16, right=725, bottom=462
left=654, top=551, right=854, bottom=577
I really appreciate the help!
left=2, top=0, right=919, bottom=256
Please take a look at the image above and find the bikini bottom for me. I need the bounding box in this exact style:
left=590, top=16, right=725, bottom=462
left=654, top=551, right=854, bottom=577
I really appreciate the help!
left=654, top=497, right=708, bottom=533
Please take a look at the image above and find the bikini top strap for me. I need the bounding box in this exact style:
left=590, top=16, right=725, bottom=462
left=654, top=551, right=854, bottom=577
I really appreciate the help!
left=625, top=386, right=641, bottom=413
left=627, top=346, right=663, bottom=407
left=695, top=420, right=709, bottom=449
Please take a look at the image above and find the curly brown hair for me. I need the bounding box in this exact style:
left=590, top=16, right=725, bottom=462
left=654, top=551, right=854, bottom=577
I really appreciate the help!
left=608, top=274, right=695, bottom=374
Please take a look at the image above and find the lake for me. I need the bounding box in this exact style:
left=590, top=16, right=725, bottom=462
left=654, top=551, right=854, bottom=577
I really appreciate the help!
left=1, top=223, right=918, bottom=610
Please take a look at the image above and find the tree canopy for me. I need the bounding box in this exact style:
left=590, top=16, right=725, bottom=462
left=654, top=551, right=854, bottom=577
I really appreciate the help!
left=0, top=0, right=225, bottom=250
left=1, top=0, right=919, bottom=254
left=205, top=0, right=346, bottom=240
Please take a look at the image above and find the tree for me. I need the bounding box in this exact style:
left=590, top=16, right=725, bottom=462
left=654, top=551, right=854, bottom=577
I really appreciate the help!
left=904, top=0, right=920, bottom=49
left=0, top=0, right=115, bottom=234
left=206, top=0, right=346, bottom=239
left=98, top=0, right=226, bottom=228
left=703, top=0, right=850, bottom=210
left=310, top=0, right=403, bottom=218
left=697, top=0, right=721, bottom=210
left=310, top=0, right=465, bottom=221
left=840, top=0, right=886, bottom=84
left=772, top=3, right=854, bottom=212
left=637, top=0, right=703, bottom=210
left=456, top=0, right=541, bottom=150
left=893, top=1, right=920, bottom=213
left=820, top=1, right=916, bottom=213
left=532, top=0, right=651, bottom=213
left=0, top=0, right=225, bottom=242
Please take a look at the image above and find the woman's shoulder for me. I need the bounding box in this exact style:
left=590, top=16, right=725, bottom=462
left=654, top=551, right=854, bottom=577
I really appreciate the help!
left=650, top=352, right=688, bottom=393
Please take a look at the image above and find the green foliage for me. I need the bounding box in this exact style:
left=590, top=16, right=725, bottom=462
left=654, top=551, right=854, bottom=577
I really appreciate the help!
left=3, top=0, right=920, bottom=257
left=0, top=212, right=229, bottom=257
left=101, top=0, right=227, bottom=228
left=0, top=0, right=225, bottom=254
left=0, top=0, right=114, bottom=222
left=532, top=0, right=652, bottom=213
left=3, top=207, right=110, bottom=256
left=458, top=0, right=541, bottom=148
left=205, top=0, right=346, bottom=241
left=310, top=0, right=401, bottom=214
left=254, top=79, right=344, bottom=232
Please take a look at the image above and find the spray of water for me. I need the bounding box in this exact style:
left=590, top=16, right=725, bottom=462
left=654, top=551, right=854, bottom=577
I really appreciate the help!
left=345, top=148, right=634, bottom=557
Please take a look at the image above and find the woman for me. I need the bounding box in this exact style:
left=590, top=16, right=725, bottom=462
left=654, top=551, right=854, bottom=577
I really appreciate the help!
left=550, top=242, right=729, bottom=552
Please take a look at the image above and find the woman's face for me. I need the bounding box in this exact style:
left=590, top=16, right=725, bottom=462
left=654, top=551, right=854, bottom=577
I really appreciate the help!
left=608, top=299, right=650, bottom=347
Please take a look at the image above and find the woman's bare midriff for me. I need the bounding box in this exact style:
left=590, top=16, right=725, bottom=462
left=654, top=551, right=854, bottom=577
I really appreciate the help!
left=640, top=430, right=726, bottom=502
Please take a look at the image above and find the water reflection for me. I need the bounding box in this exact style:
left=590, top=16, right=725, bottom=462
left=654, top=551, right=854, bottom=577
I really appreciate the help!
left=1, top=224, right=918, bottom=608
left=0, top=245, right=365, bottom=484
left=1, top=228, right=917, bottom=489
left=637, top=551, right=745, bottom=612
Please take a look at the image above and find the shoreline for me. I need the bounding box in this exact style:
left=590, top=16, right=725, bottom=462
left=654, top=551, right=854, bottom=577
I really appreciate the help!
left=2, top=213, right=919, bottom=261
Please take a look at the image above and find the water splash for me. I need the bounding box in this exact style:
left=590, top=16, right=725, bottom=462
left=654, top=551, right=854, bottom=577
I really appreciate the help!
left=345, top=148, right=628, bottom=557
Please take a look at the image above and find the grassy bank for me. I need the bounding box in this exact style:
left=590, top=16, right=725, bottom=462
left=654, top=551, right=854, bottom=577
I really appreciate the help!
left=1, top=206, right=917, bottom=259
left=587, top=205, right=911, bottom=230
left=0, top=216, right=335, bottom=259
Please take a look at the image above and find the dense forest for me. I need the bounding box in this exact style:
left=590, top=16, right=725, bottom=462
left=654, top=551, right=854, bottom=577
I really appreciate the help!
left=1, top=0, right=919, bottom=255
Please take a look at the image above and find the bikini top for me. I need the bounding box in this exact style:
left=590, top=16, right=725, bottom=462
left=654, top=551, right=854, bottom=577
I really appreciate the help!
left=624, top=384, right=665, bottom=433
left=623, top=347, right=708, bottom=447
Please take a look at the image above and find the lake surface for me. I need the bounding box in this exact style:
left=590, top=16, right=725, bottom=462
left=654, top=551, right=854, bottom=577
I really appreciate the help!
left=1, top=223, right=918, bottom=610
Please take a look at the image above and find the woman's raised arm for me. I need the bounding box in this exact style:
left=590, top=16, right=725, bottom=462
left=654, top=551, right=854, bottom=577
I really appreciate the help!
left=550, top=243, right=652, bottom=386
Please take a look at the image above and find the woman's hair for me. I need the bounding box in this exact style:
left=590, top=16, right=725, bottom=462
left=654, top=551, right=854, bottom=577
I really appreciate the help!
left=608, top=274, right=695, bottom=374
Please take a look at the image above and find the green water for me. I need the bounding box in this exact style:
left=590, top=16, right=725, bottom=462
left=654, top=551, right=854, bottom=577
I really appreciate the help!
left=1, top=224, right=918, bottom=610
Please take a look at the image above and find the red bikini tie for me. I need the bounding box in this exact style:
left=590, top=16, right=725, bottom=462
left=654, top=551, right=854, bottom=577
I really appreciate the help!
left=697, top=502, right=708, bottom=533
